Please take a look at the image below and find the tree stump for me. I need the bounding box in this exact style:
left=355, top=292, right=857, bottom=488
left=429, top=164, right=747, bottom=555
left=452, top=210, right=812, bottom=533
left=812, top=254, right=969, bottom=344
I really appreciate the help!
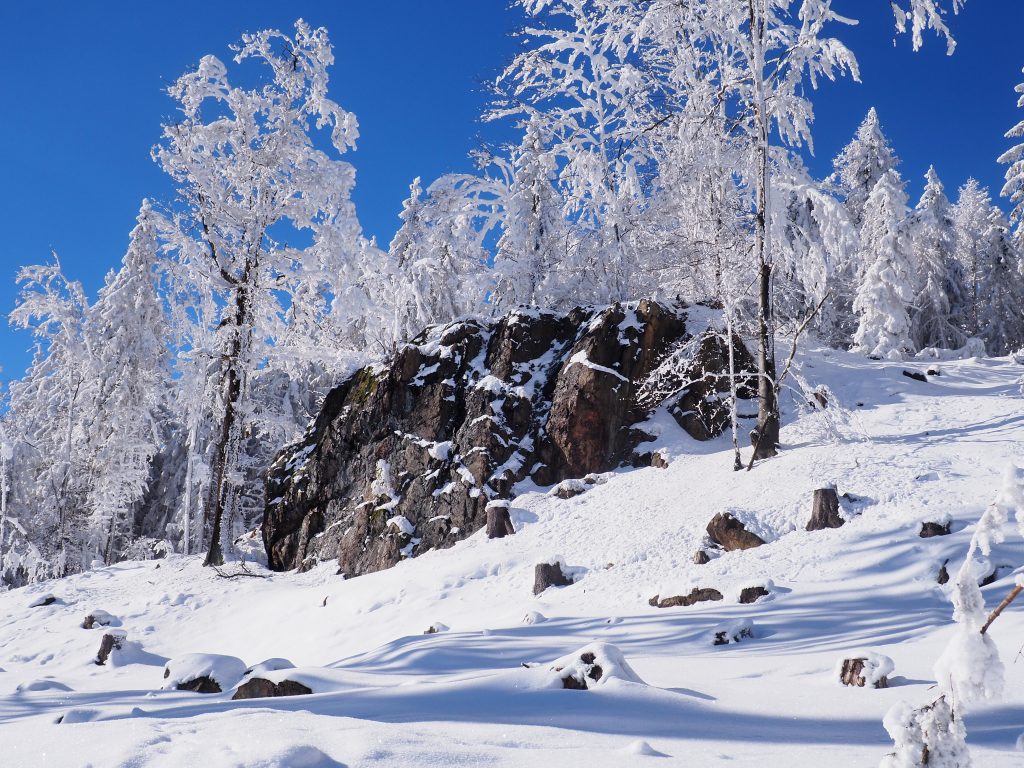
left=486, top=502, right=515, bottom=539
left=95, top=631, right=126, bottom=666
left=807, top=487, right=844, bottom=531
left=840, top=657, right=889, bottom=689
left=534, top=562, right=573, bottom=595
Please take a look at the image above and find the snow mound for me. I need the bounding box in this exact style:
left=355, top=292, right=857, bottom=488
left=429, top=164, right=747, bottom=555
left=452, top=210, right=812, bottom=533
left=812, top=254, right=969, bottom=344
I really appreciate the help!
left=548, top=643, right=646, bottom=689
left=621, top=739, right=669, bottom=757
left=163, top=653, right=247, bottom=692
left=27, top=593, right=57, bottom=608
left=16, top=678, right=73, bottom=692
left=523, top=610, right=547, bottom=625
left=712, top=619, right=755, bottom=646
left=243, top=658, right=296, bottom=679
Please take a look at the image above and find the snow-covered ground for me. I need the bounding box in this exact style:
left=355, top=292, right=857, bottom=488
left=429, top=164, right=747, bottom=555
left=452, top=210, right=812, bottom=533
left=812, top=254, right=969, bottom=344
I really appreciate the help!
left=1, top=346, right=1022, bottom=767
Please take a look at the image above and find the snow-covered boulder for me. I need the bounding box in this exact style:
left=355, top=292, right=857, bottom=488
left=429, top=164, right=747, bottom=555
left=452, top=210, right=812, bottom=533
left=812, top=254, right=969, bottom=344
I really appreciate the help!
left=712, top=620, right=755, bottom=646
left=81, top=610, right=119, bottom=629
left=548, top=643, right=645, bottom=690
left=163, top=653, right=247, bottom=694
left=28, top=594, right=57, bottom=608
left=232, top=677, right=312, bottom=700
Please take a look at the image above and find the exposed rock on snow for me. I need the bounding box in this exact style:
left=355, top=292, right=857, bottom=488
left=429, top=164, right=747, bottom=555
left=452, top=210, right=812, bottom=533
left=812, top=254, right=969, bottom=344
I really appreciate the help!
left=94, top=630, right=127, bottom=666
left=81, top=610, right=119, bottom=629
left=232, top=677, right=313, bottom=700
left=738, top=586, right=770, bottom=604
left=533, top=561, right=574, bottom=595
left=807, top=486, right=845, bottom=531
left=692, top=550, right=711, bottom=565
left=902, top=369, right=929, bottom=383
left=264, top=300, right=751, bottom=577
left=28, top=594, right=57, bottom=608
left=713, top=620, right=755, bottom=646
left=163, top=654, right=247, bottom=694
left=706, top=512, right=766, bottom=551
left=920, top=519, right=952, bottom=538
left=649, top=588, right=724, bottom=608
left=549, top=643, right=645, bottom=689
left=838, top=653, right=893, bottom=688
left=423, top=622, right=449, bottom=635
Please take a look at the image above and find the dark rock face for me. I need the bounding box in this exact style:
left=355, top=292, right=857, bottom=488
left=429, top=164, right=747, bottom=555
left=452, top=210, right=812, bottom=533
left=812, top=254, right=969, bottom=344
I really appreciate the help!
left=664, top=332, right=757, bottom=441
left=692, top=550, right=711, bottom=565
left=706, top=512, right=766, bottom=552
left=920, top=521, right=952, bottom=538
left=649, top=588, right=724, bottom=608
left=232, top=678, right=312, bottom=700
left=264, top=301, right=752, bottom=577
left=534, top=562, right=574, bottom=595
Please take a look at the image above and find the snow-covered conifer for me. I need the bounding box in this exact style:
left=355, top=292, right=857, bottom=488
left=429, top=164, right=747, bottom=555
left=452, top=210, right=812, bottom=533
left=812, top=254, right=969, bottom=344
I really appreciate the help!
left=998, top=67, right=1024, bottom=243
left=852, top=170, right=914, bottom=359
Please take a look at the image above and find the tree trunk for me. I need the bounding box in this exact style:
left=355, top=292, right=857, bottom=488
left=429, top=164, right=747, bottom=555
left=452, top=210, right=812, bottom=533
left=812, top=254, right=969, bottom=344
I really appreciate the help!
left=203, top=281, right=252, bottom=567
left=748, top=0, right=779, bottom=461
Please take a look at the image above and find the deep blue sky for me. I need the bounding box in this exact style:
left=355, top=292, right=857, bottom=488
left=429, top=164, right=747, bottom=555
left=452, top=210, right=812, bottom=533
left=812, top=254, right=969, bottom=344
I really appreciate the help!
left=1, top=1, right=1021, bottom=383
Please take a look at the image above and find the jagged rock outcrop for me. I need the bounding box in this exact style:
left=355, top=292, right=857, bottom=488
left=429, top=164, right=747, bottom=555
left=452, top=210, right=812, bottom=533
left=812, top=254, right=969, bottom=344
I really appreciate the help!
left=263, top=300, right=755, bottom=577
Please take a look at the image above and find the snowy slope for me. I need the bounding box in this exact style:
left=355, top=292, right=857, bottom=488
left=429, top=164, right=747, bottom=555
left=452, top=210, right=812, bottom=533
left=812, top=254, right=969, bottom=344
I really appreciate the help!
left=1, top=346, right=1023, bottom=767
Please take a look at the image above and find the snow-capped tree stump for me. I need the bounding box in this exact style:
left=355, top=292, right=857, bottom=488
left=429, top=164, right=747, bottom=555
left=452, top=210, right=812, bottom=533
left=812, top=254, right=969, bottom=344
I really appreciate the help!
left=94, top=632, right=125, bottom=666
left=534, top=562, right=573, bottom=595
left=807, top=487, right=844, bottom=531
left=485, top=502, right=515, bottom=539
left=738, top=586, right=769, bottom=604
left=840, top=657, right=890, bottom=689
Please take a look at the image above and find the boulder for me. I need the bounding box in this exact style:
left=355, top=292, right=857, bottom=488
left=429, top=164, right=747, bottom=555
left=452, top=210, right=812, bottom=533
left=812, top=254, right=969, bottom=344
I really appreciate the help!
left=232, top=678, right=312, bottom=700
left=533, top=562, right=574, bottom=595
left=738, top=586, right=770, bottom=604
left=713, top=620, right=755, bottom=646
left=902, top=370, right=929, bottom=383
left=81, top=610, right=119, bottom=630
left=692, top=550, right=711, bottom=565
left=163, top=654, right=247, bottom=694
left=706, top=512, right=765, bottom=551
left=28, top=594, right=57, bottom=608
left=807, top=487, right=844, bottom=531
left=549, top=643, right=645, bottom=690
left=649, top=588, right=724, bottom=608
left=264, top=300, right=754, bottom=578
left=920, top=521, right=952, bottom=538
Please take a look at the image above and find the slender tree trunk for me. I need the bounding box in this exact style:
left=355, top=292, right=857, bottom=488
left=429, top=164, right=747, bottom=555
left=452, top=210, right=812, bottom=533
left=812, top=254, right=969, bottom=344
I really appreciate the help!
left=748, top=0, right=779, bottom=461
left=203, top=281, right=252, bottom=567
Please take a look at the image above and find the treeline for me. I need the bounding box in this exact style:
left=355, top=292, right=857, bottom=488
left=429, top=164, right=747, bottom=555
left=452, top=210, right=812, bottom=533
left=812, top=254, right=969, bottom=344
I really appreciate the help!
left=3, top=2, right=1021, bottom=583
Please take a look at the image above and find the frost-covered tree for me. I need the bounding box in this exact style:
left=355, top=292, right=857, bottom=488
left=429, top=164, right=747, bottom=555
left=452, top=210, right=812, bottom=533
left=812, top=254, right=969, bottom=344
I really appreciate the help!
left=998, top=67, right=1024, bottom=244
left=6, top=259, right=94, bottom=576
left=389, top=175, right=492, bottom=339
left=908, top=168, right=964, bottom=350
left=950, top=179, right=994, bottom=339
left=832, top=108, right=901, bottom=228
left=489, top=0, right=655, bottom=306
left=852, top=170, right=914, bottom=359
left=492, top=119, right=567, bottom=311
left=977, top=208, right=1024, bottom=355
left=84, top=201, right=171, bottom=563
left=153, top=20, right=366, bottom=566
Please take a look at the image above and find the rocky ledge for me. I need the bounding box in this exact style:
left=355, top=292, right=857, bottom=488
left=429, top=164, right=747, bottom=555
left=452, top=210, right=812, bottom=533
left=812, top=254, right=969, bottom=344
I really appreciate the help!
left=263, top=300, right=755, bottom=577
